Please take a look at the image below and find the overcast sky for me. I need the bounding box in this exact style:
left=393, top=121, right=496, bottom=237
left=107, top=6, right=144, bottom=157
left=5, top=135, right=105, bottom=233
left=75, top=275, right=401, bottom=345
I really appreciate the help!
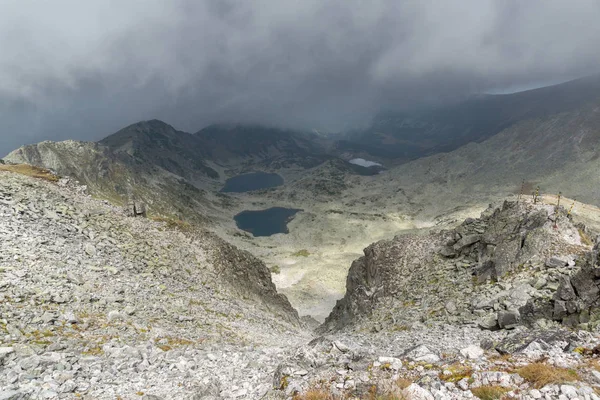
left=1, top=0, right=600, bottom=155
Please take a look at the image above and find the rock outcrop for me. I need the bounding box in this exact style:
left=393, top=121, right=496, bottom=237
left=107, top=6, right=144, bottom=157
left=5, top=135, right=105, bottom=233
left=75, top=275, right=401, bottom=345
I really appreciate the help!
left=321, top=199, right=595, bottom=333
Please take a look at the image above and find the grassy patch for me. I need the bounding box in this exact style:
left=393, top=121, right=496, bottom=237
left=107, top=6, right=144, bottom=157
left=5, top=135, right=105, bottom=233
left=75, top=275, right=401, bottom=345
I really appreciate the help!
left=270, top=265, right=281, bottom=274
left=517, top=363, right=579, bottom=388
left=471, top=385, right=510, bottom=400
left=395, top=378, right=412, bottom=390
left=291, top=249, right=310, bottom=257
left=292, top=388, right=335, bottom=400
left=439, top=364, right=474, bottom=383
left=0, top=164, right=59, bottom=182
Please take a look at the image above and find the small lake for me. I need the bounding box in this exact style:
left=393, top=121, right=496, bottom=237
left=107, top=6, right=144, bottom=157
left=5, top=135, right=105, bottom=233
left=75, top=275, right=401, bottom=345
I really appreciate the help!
left=221, top=172, right=284, bottom=193
left=234, top=207, right=302, bottom=237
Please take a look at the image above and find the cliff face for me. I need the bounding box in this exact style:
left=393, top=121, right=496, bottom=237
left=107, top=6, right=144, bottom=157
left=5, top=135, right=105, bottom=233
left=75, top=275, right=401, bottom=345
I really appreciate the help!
left=321, top=200, right=596, bottom=333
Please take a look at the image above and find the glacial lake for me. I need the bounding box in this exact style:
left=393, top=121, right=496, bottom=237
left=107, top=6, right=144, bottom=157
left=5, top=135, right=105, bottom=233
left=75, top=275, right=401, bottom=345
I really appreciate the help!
left=234, top=207, right=302, bottom=237
left=221, top=172, right=284, bottom=193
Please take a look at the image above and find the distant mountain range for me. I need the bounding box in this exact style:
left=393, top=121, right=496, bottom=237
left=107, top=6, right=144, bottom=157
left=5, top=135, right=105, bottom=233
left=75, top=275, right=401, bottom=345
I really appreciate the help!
left=338, top=74, right=600, bottom=164
left=4, top=74, right=600, bottom=219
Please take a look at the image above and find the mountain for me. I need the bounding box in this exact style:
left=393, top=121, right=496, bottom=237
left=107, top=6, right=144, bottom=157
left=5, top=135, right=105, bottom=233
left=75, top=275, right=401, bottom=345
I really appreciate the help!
left=5, top=77, right=600, bottom=398
left=100, top=119, right=220, bottom=180
left=339, top=75, right=600, bottom=163
left=2, top=121, right=338, bottom=222
left=194, top=124, right=328, bottom=165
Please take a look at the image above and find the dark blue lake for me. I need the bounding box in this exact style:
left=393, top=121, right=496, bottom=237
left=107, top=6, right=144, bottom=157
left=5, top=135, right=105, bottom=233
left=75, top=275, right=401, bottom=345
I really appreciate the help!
left=234, top=207, right=302, bottom=237
left=221, top=172, right=284, bottom=193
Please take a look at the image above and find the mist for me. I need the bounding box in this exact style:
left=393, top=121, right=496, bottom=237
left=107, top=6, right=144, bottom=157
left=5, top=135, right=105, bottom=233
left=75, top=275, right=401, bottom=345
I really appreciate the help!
left=1, top=0, right=600, bottom=155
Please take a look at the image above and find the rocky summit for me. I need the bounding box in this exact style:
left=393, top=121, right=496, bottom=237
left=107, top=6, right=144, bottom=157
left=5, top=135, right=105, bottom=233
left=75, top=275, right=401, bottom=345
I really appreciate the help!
left=2, top=166, right=600, bottom=400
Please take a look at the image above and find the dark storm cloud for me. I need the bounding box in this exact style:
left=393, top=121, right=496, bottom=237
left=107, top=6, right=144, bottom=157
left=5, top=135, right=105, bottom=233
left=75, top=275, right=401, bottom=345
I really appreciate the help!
left=1, top=0, right=600, bottom=154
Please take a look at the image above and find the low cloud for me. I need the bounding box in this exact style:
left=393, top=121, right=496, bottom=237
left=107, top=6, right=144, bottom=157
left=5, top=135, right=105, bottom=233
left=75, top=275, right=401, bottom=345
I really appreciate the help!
left=1, top=0, right=599, bottom=154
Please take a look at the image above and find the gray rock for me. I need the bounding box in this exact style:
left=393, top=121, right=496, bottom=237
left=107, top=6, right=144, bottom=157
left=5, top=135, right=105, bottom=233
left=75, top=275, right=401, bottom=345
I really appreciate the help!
left=546, top=257, right=568, bottom=269
left=498, top=309, right=520, bottom=329
left=478, top=313, right=498, bottom=330
left=19, top=355, right=40, bottom=370
left=554, top=301, right=568, bottom=320
left=453, top=234, right=481, bottom=251
left=404, top=345, right=440, bottom=363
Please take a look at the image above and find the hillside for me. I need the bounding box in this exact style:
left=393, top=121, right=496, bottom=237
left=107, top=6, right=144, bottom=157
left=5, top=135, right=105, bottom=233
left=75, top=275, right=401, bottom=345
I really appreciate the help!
left=0, top=168, right=305, bottom=399
left=339, top=75, right=600, bottom=163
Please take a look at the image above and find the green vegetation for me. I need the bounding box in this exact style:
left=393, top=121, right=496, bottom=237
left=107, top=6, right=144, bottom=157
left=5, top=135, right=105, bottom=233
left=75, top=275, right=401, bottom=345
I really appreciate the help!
left=270, top=265, right=281, bottom=274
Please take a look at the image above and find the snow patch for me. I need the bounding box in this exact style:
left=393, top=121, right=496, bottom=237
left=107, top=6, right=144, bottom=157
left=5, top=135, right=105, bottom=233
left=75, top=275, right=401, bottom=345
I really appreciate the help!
left=349, top=158, right=382, bottom=168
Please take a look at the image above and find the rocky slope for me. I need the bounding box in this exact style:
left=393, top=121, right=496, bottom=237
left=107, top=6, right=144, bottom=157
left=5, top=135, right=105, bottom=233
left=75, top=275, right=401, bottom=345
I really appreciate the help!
left=5, top=166, right=600, bottom=400
left=321, top=199, right=597, bottom=333
left=0, top=168, right=305, bottom=399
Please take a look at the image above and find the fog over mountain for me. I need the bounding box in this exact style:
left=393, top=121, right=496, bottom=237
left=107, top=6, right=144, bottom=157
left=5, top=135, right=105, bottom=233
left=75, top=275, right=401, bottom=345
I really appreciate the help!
left=1, top=0, right=600, bottom=155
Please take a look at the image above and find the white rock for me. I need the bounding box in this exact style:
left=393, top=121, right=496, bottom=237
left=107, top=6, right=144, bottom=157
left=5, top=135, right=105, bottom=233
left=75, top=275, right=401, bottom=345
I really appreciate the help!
left=0, top=347, right=14, bottom=361
left=530, top=389, right=542, bottom=399
left=378, top=356, right=403, bottom=371
left=561, top=385, right=578, bottom=399
left=457, top=378, right=470, bottom=391
left=107, top=310, right=124, bottom=321
left=460, top=345, right=484, bottom=359
left=404, top=383, right=435, bottom=400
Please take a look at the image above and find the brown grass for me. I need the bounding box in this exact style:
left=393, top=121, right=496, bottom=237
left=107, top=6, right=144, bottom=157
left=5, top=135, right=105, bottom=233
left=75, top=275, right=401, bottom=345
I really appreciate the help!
left=471, top=385, right=510, bottom=400
left=0, top=164, right=59, bottom=182
left=293, top=383, right=410, bottom=400
left=517, top=363, right=579, bottom=388
left=395, top=378, right=412, bottom=390
left=292, top=389, right=336, bottom=400
left=439, top=364, right=474, bottom=383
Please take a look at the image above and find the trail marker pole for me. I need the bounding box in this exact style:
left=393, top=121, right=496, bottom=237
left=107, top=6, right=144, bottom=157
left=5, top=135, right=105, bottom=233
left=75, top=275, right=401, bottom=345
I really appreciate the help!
left=568, top=200, right=576, bottom=216
left=554, top=192, right=562, bottom=229
left=533, top=186, right=540, bottom=204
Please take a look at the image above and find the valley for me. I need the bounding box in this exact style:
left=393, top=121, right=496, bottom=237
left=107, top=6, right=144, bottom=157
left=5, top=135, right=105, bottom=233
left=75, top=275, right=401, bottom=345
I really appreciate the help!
left=2, top=76, right=600, bottom=399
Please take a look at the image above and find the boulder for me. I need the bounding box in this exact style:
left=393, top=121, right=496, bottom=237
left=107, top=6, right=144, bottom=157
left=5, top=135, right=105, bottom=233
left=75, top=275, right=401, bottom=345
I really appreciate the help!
left=498, top=310, right=520, bottom=329
left=546, top=257, right=568, bottom=269
left=403, top=384, right=434, bottom=400
left=460, top=345, right=484, bottom=359
left=478, top=313, right=498, bottom=330
left=404, top=345, right=440, bottom=363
